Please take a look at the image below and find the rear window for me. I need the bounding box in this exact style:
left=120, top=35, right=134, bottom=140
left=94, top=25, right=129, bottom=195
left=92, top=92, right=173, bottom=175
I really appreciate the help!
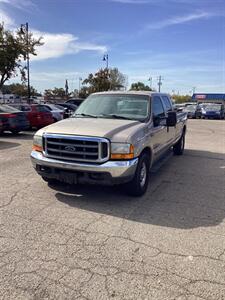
left=36, top=105, right=51, bottom=112
left=0, top=105, right=20, bottom=113
left=21, top=105, right=31, bottom=112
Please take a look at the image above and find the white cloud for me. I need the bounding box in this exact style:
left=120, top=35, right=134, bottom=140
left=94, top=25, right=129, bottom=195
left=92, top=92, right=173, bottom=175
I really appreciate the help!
left=0, top=9, right=107, bottom=60
left=0, top=8, right=14, bottom=27
left=0, top=0, right=35, bottom=10
left=31, top=30, right=107, bottom=61
left=110, top=0, right=154, bottom=3
left=145, top=11, right=214, bottom=30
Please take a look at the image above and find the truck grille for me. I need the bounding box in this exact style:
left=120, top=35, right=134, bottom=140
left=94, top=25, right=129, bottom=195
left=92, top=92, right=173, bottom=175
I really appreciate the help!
left=44, top=134, right=110, bottom=163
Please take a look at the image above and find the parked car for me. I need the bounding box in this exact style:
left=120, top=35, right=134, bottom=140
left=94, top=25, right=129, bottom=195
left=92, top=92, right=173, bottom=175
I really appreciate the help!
left=42, top=104, right=64, bottom=122
left=65, top=98, right=84, bottom=107
left=55, top=103, right=77, bottom=118
left=201, top=104, right=225, bottom=119
left=9, top=104, right=54, bottom=129
left=31, top=91, right=187, bottom=196
left=0, top=104, right=30, bottom=134
left=0, top=119, right=3, bottom=134
left=183, top=104, right=201, bottom=119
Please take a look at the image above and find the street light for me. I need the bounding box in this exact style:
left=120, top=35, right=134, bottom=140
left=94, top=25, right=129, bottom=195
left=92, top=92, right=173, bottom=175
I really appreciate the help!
left=102, top=54, right=109, bottom=70
left=78, top=77, right=82, bottom=93
left=148, top=77, right=152, bottom=89
left=20, top=22, right=31, bottom=103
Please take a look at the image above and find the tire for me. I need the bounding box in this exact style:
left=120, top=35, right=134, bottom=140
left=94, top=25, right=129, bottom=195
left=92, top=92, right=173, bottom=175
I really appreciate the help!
left=173, top=133, right=185, bottom=156
left=10, top=130, right=20, bottom=134
left=125, top=153, right=150, bottom=197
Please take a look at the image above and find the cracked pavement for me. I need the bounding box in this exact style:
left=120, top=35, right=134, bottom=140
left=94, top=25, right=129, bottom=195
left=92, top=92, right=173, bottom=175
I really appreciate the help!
left=0, top=119, right=225, bottom=300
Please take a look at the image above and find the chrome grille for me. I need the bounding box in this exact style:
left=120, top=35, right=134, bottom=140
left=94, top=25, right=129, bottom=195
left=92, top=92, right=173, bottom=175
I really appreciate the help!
left=44, top=134, right=109, bottom=163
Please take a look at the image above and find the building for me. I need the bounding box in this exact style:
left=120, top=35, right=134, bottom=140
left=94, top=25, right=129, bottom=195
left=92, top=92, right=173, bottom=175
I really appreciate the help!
left=192, top=93, right=225, bottom=106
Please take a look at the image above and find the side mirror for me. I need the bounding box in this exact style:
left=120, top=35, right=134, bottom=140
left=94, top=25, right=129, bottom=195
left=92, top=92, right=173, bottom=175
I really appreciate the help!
left=167, top=111, right=177, bottom=127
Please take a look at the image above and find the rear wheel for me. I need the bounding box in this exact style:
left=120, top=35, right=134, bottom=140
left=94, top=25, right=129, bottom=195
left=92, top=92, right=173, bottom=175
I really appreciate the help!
left=125, top=153, right=150, bottom=197
left=10, top=130, right=20, bottom=134
left=173, top=133, right=185, bottom=156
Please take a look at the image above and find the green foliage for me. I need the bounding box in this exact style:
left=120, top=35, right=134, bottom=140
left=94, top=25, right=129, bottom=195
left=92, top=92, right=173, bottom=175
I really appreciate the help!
left=81, top=68, right=126, bottom=97
left=172, top=95, right=192, bottom=103
left=130, top=82, right=153, bottom=91
left=2, top=83, right=39, bottom=96
left=0, top=23, right=43, bottom=89
left=44, top=87, right=66, bottom=98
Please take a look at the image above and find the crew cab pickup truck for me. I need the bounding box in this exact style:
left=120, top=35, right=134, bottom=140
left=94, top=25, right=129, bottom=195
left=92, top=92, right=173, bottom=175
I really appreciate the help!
left=31, top=92, right=187, bottom=196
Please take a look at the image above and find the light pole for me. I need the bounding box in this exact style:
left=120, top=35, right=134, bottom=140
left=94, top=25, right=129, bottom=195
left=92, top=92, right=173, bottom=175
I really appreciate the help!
left=148, top=77, right=152, bottom=89
left=78, top=77, right=82, bottom=94
left=103, top=54, right=109, bottom=70
left=20, top=22, right=30, bottom=103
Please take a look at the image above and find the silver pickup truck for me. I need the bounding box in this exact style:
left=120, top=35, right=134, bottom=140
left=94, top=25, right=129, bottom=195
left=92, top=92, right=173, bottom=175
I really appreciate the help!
left=31, top=91, right=187, bottom=196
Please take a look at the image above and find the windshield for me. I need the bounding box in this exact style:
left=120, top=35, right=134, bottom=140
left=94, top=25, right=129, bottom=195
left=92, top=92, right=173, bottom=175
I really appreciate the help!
left=184, top=105, right=196, bottom=112
left=204, top=105, right=221, bottom=111
left=74, top=94, right=150, bottom=121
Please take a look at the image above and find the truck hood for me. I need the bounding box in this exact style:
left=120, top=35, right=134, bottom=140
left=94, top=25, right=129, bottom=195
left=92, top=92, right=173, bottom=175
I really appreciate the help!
left=38, top=117, right=144, bottom=143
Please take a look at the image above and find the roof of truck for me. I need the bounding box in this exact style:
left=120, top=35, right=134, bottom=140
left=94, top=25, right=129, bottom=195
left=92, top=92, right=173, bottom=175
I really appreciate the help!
left=92, top=91, right=169, bottom=97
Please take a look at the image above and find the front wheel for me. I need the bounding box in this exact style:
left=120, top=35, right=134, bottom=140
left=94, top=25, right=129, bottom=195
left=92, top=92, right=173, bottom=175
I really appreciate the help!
left=125, top=153, right=150, bottom=197
left=173, top=133, right=185, bottom=155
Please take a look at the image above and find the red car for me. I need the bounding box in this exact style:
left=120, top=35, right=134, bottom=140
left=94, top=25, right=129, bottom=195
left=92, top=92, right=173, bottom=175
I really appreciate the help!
left=11, top=104, right=54, bottom=129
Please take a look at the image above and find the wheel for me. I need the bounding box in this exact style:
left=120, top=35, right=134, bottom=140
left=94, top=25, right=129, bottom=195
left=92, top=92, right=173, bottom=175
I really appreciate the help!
left=10, top=130, right=20, bottom=134
left=125, top=153, right=150, bottom=197
left=173, top=133, right=185, bottom=156
left=41, top=176, right=58, bottom=184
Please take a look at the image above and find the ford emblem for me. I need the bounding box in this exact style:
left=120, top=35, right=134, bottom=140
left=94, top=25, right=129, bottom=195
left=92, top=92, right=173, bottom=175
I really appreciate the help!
left=65, top=146, right=76, bottom=152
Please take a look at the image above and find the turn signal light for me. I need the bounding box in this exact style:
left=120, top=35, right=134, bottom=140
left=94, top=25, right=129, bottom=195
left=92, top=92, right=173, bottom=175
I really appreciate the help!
left=111, top=153, right=134, bottom=160
left=32, top=145, right=43, bottom=152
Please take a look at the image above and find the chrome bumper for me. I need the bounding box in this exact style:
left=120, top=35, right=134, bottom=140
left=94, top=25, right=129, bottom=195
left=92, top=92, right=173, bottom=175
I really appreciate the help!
left=31, top=151, right=138, bottom=182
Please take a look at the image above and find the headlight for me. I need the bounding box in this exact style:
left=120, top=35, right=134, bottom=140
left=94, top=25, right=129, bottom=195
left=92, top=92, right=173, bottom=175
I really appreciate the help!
left=32, top=135, right=43, bottom=152
left=111, top=143, right=134, bottom=160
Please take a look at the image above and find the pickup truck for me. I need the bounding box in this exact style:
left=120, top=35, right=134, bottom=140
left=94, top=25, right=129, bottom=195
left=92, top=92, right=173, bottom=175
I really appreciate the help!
left=31, top=92, right=187, bottom=196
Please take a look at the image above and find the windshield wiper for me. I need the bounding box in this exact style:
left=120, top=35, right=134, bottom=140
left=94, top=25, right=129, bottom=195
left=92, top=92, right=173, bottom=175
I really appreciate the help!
left=100, top=114, right=137, bottom=121
left=74, top=113, right=98, bottom=118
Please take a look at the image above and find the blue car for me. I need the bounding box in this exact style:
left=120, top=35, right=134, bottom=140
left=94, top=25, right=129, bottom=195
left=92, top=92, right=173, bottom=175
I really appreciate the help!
left=201, top=104, right=224, bottom=120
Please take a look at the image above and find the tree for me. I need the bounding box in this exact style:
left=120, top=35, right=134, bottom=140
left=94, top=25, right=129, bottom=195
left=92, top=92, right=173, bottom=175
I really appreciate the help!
left=44, top=87, right=66, bottom=99
left=172, top=94, right=192, bottom=103
left=82, top=68, right=126, bottom=96
left=130, top=82, right=153, bottom=91
left=2, top=83, right=39, bottom=97
left=0, top=23, right=43, bottom=89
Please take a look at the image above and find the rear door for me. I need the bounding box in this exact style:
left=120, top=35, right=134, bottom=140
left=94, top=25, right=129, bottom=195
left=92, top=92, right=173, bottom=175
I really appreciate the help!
left=161, top=95, right=175, bottom=144
left=151, top=96, right=169, bottom=156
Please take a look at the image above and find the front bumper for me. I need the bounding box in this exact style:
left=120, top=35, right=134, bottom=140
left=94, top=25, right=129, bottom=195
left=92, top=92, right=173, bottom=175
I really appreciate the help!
left=31, top=151, right=138, bottom=185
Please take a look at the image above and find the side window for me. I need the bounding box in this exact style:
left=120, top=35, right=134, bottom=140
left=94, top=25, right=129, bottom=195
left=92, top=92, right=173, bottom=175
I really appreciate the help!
left=162, top=96, right=172, bottom=112
left=152, top=96, right=165, bottom=117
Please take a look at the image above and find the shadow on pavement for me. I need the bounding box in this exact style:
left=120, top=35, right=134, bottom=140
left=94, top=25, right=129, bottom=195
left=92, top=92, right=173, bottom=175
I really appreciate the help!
left=49, top=149, right=225, bottom=229
left=0, top=131, right=35, bottom=140
left=0, top=141, right=20, bottom=150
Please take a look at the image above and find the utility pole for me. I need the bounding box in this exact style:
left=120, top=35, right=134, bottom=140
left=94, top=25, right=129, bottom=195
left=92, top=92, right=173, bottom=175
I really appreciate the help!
left=20, top=22, right=30, bottom=103
left=157, top=75, right=163, bottom=92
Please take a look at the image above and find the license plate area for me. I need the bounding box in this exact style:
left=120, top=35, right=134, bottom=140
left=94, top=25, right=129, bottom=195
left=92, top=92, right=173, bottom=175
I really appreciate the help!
left=58, top=171, right=77, bottom=184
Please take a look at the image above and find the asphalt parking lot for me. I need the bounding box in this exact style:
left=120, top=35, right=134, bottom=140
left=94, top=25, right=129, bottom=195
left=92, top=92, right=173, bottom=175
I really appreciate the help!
left=0, top=119, right=225, bottom=300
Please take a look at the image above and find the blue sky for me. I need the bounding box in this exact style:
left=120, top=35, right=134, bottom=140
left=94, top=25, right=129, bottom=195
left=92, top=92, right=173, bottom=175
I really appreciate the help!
left=0, top=0, right=224, bottom=94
